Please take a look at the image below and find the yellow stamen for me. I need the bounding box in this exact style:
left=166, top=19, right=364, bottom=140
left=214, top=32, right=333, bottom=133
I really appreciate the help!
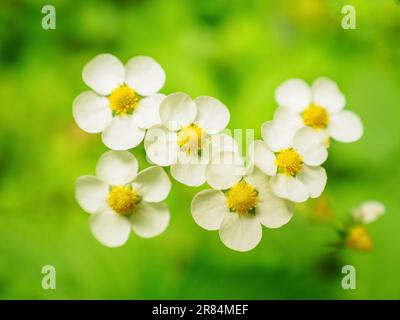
left=177, top=124, right=203, bottom=151
left=275, top=148, right=303, bottom=176
left=108, top=185, right=138, bottom=215
left=226, top=181, right=258, bottom=214
left=302, top=104, right=329, bottom=129
left=346, top=226, right=372, bottom=252
left=108, top=85, right=139, bottom=115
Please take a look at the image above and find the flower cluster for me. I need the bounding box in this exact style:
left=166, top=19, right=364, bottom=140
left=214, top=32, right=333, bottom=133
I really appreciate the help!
left=190, top=77, right=364, bottom=251
left=74, top=54, right=380, bottom=252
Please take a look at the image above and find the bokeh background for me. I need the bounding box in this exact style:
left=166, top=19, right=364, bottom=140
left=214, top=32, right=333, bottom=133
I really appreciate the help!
left=0, top=0, right=399, bottom=299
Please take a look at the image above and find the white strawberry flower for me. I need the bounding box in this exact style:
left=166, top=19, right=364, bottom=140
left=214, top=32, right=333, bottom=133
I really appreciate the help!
left=352, top=201, right=385, bottom=224
left=75, top=151, right=171, bottom=247
left=192, top=157, right=293, bottom=252
left=144, top=92, right=233, bottom=187
left=272, top=77, right=363, bottom=145
left=73, top=54, right=166, bottom=150
left=250, top=125, right=328, bottom=203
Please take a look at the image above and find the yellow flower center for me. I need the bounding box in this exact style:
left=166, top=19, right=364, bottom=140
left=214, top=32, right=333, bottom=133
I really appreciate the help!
left=346, top=226, right=372, bottom=252
left=275, top=148, right=303, bottom=177
left=108, top=185, right=138, bottom=215
left=226, top=181, right=258, bottom=215
left=302, top=104, right=329, bottom=129
left=177, top=124, right=203, bottom=151
left=108, top=85, right=139, bottom=115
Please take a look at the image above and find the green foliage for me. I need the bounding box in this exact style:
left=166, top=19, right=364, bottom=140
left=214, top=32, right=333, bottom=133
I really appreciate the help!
left=0, top=0, right=399, bottom=299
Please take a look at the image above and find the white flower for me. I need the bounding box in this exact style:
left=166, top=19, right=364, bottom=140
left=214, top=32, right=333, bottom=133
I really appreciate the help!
left=250, top=125, right=328, bottom=203
left=73, top=54, right=166, bottom=150
left=272, top=77, right=363, bottom=144
left=144, top=92, right=233, bottom=186
left=352, top=201, right=385, bottom=224
left=75, top=151, right=171, bottom=247
left=191, top=164, right=293, bottom=252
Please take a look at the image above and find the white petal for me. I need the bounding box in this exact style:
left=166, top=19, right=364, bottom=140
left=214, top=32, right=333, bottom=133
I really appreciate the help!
left=256, top=197, right=293, bottom=229
left=171, top=158, right=207, bottom=187
left=159, top=92, right=197, bottom=131
left=297, top=165, right=327, bottom=198
left=129, top=201, right=169, bottom=238
left=312, top=77, right=345, bottom=113
left=206, top=151, right=245, bottom=190
left=125, top=56, right=166, bottom=96
left=275, top=78, right=312, bottom=112
left=102, top=115, right=145, bottom=150
left=194, top=96, right=230, bottom=134
left=132, top=166, right=171, bottom=202
left=270, top=174, right=309, bottom=203
left=144, top=125, right=179, bottom=166
left=72, top=91, right=112, bottom=133
left=254, top=178, right=293, bottom=228
left=219, top=213, right=262, bottom=252
left=244, top=168, right=293, bottom=228
left=82, top=54, right=125, bottom=95
left=191, top=189, right=229, bottom=230
left=273, top=107, right=302, bottom=123
left=261, top=121, right=296, bottom=152
left=248, top=140, right=277, bottom=176
left=293, top=127, right=328, bottom=166
left=96, top=150, right=138, bottom=186
left=75, top=176, right=108, bottom=214
left=89, top=209, right=131, bottom=247
left=242, top=167, right=270, bottom=192
left=202, top=134, right=239, bottom=162
left=327, top=110, right=363, bottom=143
left=352, top=201, right=385, bottom=224
left=131, top=93, right=165, bottom=129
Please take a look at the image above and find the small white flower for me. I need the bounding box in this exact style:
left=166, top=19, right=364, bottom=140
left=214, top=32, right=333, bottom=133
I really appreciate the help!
left=192, top=164, right=293, bottom=252
left=272, top=77, right=363, bottom=144
left=352, top=201, right=385, bottom=224
left=144, top=92, right=233, bottom=186
left=73, top=54, right=166, bottom=150
left=75, top=151, right=171, bottom=247
left=250, top=125, right=328, bottom=203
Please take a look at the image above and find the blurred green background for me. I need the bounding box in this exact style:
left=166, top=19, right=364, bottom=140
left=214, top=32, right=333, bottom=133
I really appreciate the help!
left=0, top=0, right=399, bottom=299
